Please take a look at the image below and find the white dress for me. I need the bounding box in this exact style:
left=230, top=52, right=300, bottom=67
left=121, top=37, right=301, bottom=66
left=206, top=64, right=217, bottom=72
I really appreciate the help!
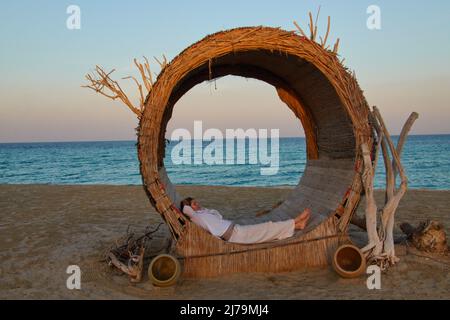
left=182, top=206, right=232, bottom=237
left=182, top=206, right=295, bottom=244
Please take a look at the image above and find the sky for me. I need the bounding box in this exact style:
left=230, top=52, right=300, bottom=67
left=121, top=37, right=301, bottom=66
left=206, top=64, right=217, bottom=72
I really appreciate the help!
left=0, top=0, right=449, bottom=142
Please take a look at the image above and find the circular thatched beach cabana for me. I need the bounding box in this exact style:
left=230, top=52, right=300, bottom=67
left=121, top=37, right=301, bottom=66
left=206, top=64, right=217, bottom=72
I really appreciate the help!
left=137, top=26, right=374, bottom=277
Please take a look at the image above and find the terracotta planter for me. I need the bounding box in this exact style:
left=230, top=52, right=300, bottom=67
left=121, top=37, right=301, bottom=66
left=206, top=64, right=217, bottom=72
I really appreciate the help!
left=148, top=254, right=181, bottom=287
left=332, top=244, right=366, bottom=278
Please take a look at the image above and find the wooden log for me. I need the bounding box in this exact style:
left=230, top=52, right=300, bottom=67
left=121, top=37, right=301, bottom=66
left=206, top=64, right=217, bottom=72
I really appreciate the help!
left=371, top=108, right=418, bottom=265
left=392, top=112, right=419, bottom=180
left=360, top=142, right=382, bottom=255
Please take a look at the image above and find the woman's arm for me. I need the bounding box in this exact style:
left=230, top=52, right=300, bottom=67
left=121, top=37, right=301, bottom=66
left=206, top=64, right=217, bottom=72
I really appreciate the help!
left=182, top=205, right=196, bottom=218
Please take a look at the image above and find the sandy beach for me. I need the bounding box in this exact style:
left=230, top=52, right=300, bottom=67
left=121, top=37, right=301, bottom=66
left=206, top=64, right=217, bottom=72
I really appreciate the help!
left=0, top=184, right=449, bottom=299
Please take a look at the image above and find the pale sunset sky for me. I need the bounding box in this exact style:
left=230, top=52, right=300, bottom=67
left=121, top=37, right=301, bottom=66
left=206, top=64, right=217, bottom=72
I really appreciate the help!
left=0, top=0, right=449, bottom=142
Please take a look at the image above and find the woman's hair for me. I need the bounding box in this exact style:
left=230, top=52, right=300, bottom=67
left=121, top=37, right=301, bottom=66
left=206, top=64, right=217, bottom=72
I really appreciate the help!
left=180, top=197, right=194, bottom=212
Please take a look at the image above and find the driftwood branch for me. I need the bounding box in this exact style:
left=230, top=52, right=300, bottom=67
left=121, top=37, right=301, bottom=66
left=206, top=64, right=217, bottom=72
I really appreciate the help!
left=393, top=112, right=419, bottom=180
left=373, top=107, right=412, bottom=264
left=351, top=111, right=417, bottom=232
left=107, top=223, right=163, bottom=283
left=108, top=245, right=145, bottom=283
left=369, top=112, right=394, bottom=204
left=360, top=106, right=419, bottom=270
left=82, top=56, right=164, bottom=118
left=351, top=124, right=383, bottom=231
left=360, top=142, right=382, bottom=254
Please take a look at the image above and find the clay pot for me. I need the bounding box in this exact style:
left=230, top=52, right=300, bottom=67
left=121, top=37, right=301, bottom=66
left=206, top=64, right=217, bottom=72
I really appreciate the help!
left=332, top=244, right=366, bottom=278
left=148, top=254, right=181, bottom=287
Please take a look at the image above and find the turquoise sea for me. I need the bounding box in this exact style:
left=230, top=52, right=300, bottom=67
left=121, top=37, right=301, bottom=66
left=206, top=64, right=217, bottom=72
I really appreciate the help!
left=0, top=135, right=449, bottom=189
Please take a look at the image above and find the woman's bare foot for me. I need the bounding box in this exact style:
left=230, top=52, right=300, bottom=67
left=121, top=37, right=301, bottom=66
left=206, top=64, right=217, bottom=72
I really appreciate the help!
left=294, top=208, right=311, bottom=230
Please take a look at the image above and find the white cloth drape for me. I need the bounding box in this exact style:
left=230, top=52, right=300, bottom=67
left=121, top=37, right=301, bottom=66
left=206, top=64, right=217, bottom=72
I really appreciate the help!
left=228, top=219, right=295, bottom=244
left=183, top=205, right=295, bottom=244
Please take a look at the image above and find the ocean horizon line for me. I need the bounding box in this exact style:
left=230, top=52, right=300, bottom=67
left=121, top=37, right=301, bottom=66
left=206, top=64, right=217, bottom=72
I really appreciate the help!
left=1, top=133, right=449, bottom=145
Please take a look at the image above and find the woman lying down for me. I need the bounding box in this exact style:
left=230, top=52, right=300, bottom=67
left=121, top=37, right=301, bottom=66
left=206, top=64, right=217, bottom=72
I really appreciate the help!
left=180, top=197, right=311, bottom=244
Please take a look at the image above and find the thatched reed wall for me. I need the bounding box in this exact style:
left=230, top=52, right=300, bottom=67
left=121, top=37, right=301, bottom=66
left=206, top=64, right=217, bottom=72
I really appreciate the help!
left=137, top=26, right=373, bottom=277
